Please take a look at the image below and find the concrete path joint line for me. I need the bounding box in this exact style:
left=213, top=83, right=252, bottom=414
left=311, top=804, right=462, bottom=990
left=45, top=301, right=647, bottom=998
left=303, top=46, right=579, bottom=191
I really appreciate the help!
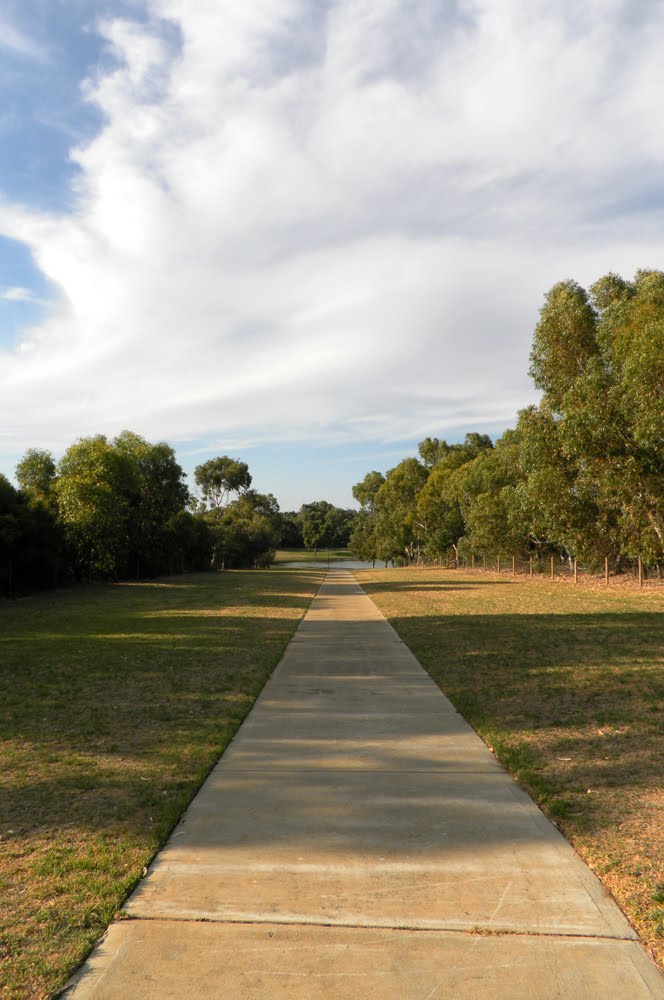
left=115, top=912, right=650, bottom=943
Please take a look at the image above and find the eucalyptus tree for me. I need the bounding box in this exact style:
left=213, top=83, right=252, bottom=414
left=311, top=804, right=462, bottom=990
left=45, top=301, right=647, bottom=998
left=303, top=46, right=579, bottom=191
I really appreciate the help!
left=418, top=438, right=452, bottom=469
left=529, top=270, right=664, bottom=561
left=441, top=429, right=523, bottom=558
left=297, top=501, right=356, bottom=554
left=114, top=431, right=189, bottom=576
left=325, top=507, right=357, bottom=547
left=374, top=458, right=429, bottom=563
left=207, top=490, right=281, bottom=568
left=349, top=471, right=385, bottom=564
left=55, top=436, right=138, bottom=579
left=298, top=501, right=332, bottom=554
left=588, top=270, right=664, bottom=558
left=349, top=511, right=379, bottom=565
left=279, top=512, right=304, bottom=548
left=16, top=449, right=57, bottom=509
left=514, top=406, right=617, bottom=565
left=167, top=510, right=213, bottom=573
left=194, top=457, right=252, bottom=510
left=352, top=471, right=385, bottom=512
left=415, top=435, right=494, bottom=561
left=14, top=449, right=62, bottom=588
left=416, top=462, right=465, bottom=560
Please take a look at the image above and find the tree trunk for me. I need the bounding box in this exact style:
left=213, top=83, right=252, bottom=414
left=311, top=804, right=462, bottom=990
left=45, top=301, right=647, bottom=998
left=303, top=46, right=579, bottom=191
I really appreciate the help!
left=646, top=510, right=664, bottom=549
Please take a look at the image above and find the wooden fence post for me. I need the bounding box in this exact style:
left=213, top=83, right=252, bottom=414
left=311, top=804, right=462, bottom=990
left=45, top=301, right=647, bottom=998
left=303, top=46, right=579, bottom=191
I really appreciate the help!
left=483, top=554, right=487, bottom=571
left=550, top=556, right=554, bottom=580
left=574, top=558, right=578, bottom=584
left=512, top=555, right=516, bottom=576
left=638, top=556, right=643, bottom=587
left=605, top=556, right=609, bottom=585
left=529, top=556, right=533, bottom=578
left=497, top=555, right=501, bottom=574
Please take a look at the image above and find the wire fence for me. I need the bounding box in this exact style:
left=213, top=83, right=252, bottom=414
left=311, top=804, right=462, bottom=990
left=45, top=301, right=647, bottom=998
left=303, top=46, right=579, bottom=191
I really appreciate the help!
left=427, top=552, right=664, bottom=589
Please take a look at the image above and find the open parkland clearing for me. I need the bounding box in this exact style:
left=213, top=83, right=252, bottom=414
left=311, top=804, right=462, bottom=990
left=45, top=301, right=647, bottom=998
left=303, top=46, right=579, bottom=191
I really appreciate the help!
left=0, top=568, right=325, bottom=999
left=1, top=562, right=663, bottom=998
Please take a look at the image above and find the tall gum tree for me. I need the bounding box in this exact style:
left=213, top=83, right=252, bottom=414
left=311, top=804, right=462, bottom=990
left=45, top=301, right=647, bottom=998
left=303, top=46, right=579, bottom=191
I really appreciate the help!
left=350, top=472, right=385, bottom=565
left=55, top=436, right=138, bottom=579
left=15, top=449, right=57, bottom=510
left=374, top=458, right=429, bottom=563
left=113, top=431, right=189, bottom=577
left=194, top=457, right=252, bottom=511
left=529, top=271, right=664, bottom=561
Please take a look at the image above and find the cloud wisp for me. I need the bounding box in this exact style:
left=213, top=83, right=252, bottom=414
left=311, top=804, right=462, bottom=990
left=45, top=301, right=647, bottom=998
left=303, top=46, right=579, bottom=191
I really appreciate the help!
left=1, top=0, right=664, bottom=459
left=0, top=286, right=41, bottom=303
left=0, top=15, right=49, bottom=62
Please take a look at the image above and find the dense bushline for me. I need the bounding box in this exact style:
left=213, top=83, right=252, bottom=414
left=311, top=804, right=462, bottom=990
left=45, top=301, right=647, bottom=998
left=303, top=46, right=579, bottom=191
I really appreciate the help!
left=350, top=270, right=664, bottom=571
left=1, top=435, right=359, bottom=596
left=1, top=437, right=282, bottom=596
left=280, top=501, right=357, bottom=553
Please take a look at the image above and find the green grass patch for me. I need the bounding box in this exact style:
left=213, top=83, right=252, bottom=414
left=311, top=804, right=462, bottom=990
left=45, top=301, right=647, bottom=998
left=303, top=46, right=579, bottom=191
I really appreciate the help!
left=355, top=567, right=664, bottom=969
left=0, top=568, right=324, bottom=1000
left=274, top=548, right=353, bottom=563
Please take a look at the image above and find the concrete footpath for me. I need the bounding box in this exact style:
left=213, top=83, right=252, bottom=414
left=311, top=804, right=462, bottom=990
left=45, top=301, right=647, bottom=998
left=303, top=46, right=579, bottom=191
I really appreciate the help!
left=63, top=571, right=664, bottom=998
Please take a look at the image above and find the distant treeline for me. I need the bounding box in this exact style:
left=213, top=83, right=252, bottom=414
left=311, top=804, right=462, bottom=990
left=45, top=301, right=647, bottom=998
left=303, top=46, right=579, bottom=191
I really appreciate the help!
left=0, top=434, right=356, bottom=597
left=350, top=270, right=664, bottom=570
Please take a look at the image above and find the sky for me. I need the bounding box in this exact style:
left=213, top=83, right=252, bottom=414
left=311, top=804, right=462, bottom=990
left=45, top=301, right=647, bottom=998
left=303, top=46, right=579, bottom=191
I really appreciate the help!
left=1, top=0, right=664, bottom=510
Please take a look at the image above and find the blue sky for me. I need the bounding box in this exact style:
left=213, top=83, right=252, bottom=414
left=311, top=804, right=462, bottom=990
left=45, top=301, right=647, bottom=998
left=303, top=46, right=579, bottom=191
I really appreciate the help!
left=2, top=0, right=664, bottom=509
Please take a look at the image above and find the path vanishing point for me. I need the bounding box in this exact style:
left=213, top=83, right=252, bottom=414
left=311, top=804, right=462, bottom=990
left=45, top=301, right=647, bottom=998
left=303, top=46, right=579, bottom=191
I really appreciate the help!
left=62, top=570, right=664, bottom=998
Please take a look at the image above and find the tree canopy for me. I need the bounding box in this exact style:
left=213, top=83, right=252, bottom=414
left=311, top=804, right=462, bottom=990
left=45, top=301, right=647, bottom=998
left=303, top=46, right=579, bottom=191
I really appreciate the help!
left=4, top=437, right=283, bottom=594
left=351, top=270, right=664, bottom=570
left=297, top=501, right=357, bottom=553
left=194, top=457, right=252, bottom=509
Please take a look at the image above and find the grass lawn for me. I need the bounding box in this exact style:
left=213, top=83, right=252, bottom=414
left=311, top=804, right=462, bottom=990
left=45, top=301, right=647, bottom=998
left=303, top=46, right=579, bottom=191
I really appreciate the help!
left=274, top=548, right=353, bottom=563
left=0, top=568, right=324, bottom=1000
left=356, top=567, right=664, bottom=969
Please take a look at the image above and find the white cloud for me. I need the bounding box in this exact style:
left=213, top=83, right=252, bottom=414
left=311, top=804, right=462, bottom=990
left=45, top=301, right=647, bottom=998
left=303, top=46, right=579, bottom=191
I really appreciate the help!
left=2, top=0, right=664, bottom=463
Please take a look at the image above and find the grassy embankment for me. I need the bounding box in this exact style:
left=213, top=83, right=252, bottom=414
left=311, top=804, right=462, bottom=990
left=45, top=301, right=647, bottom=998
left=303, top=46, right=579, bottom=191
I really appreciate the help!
left=273, top=548, right=354, bottom=563
left=356, top=567, right=664, bottom=969
left=0, top=568, right=324, bottom=1000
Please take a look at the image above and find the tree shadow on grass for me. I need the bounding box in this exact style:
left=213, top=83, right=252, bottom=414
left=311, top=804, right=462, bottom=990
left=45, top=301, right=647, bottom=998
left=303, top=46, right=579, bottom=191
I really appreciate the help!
left=4, top=573, right=662, bottom=999
left=382, top=610, right=663, bottom=809
left=3, top=590, right=662, bottom=839
left=0, top=570, right=326, bottom=835
left=358, top=579, right=515, bottom=593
